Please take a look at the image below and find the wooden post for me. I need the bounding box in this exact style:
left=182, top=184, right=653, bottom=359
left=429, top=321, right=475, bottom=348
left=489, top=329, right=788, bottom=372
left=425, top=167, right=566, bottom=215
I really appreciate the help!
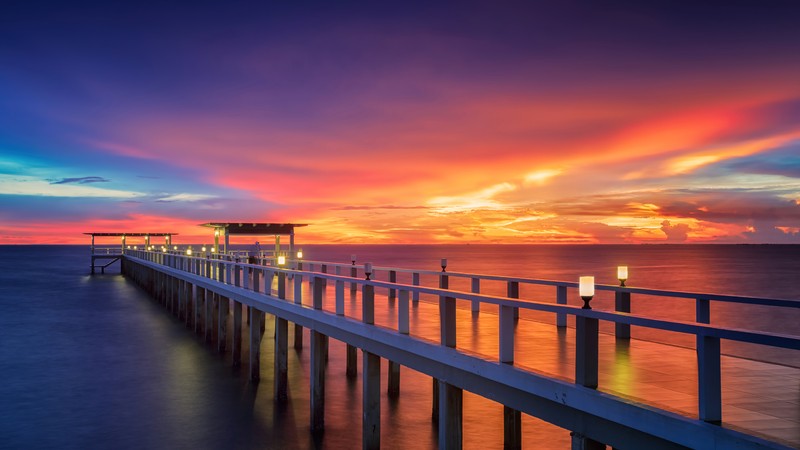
left=697, top=298, right=721, bottom=423
left=388, top=360, right=400, bottom=398
left=507, top=280, right=519, bottom=320
left=398, top=290, right=409, bottom=335
left=571, top=432, right=605, bottom=450
left=275, top=315, right=289, bottom=401
left=311, top=328, right=326, bottom=433
left=335, top=279, right=345, bottom=315
left=233, top=301, right=242, bottom=367
left=205, top=290, right=213, bottom=343
left=362, top=351, right=380, bottom=450
left=615, top=291, right=631, bottom=338
left=388, top=270, right=397, bottom=301
left=500, top=301, right=521, bottom=449
left=363, top=284, right=375, bottom=325
left=195, top=286, right=204, bottom=335
left=350, top=264, right=358, bottom=293
left=575, top=314, right=599, bottom=389
left=294, top=274, right=304, bottom=351
left=438, top=381, right=463, bottom=450
left=556, top=285, right=567, bottom=327
left=311, top=276, right=326, bottom=432
left=471, top=277, right=480, bottom=314
left=218, top=296, right=228, bottom=353
left=412, top=272, right=420, bottom=305
left=249, top=307, right=262, bottom=381
left=346, top=344, right=358, bottom=378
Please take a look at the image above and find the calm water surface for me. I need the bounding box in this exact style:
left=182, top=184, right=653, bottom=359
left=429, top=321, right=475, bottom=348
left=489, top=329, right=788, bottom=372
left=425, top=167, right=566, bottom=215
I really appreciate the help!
left=1, top=245, right=797, bottom=449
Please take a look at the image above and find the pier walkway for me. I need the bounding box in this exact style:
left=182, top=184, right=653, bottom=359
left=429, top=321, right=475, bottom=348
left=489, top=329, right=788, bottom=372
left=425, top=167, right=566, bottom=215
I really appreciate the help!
left=120, top=250, right=799, bottom=449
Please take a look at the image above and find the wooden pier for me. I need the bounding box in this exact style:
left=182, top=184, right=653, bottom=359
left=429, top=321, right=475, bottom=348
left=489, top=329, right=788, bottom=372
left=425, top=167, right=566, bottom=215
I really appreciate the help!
left=106, top=228, right=799, bottom=449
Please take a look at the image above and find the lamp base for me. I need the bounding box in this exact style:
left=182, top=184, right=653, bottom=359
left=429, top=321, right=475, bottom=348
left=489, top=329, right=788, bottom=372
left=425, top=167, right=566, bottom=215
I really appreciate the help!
left=581, top=296, right=593, bottom=310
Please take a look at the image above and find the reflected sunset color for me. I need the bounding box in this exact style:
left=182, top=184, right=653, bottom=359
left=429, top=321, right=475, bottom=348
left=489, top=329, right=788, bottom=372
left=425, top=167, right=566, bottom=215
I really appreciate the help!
left=1, top=2, right=799, bottom=244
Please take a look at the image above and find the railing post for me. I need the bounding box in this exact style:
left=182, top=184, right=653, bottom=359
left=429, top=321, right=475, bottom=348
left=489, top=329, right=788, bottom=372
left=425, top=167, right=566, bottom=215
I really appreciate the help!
left=311, top=276, right=326, bottom=433
left=575, top=311, right=599, bottom=389
left=412, top=272, right=420, bottom=305
left=294, top=272, right=304, bottom=350
left=471, top=277, right=480, bottom=314
left=350, top=263, right=358, bottom=293
left=615, top=290, right=631, bottom=339
left=556, top=285, right=567, bottom=327
left=507, top=280, right=519, bottom=320
left=696, top=298, right=721, bottom=424
left=335, top=279, right=345, bottom=315
left=388, top=270, right=397, bottom=301
left=500, top=293, right=520, bottom=450
left=363, top=282, right=375, bottom=325
left=361, top=274, right=380, bottom=449
left=398, top=289, right=409, bottom=335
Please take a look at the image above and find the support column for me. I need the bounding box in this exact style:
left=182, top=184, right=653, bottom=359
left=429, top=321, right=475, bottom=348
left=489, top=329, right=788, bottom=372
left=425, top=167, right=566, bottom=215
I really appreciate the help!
left=218, top=296, right=228, bottom=353
left=362, top=351, right=380, bottom=450
left=275, top=316, right=288, bottom=402
left=232, top=301, right=242, bottom=367
left=195, top=287, right=204, bottom=335
left=309, top=281, right=327, bottom=432
left=249, top=307, right=262, bottom=381
left=346, top=344, right=358, bottom=378
left=438, top=381, right=463, bottom=450
left=388, top=361, right=400, bottom=398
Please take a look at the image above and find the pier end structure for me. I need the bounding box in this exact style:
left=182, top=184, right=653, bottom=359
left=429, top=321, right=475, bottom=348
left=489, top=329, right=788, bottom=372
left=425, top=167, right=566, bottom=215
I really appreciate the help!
left=84, top=232, right=177, bottom=274
left=199, top=222, right=307, bottom=260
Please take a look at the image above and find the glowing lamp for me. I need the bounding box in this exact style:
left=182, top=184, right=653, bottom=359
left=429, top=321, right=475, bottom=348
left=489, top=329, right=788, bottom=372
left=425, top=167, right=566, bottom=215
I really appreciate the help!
left=214, top=229, right=220, bottom=237
left=173, top=245, right=177, bottom=250
left=186, top=248, right=192, bottom=256
left=134, top=246, right=138, bottom=250
left=441, top=258, right=448, bottom=272
left=297, top=249, right=303, bottom=259
left=126, top=245, right=131, bottom=249
left=201, top=246, right=206, bottom=252
left=162, top=247, right=167, bottom=253
left=617, top=266, right=628, bottom=287
left=364, top=262, right=373, bottom=280
left=579, top=276, right=595, bottom=309
left=277, top=255, right=286, bottom=266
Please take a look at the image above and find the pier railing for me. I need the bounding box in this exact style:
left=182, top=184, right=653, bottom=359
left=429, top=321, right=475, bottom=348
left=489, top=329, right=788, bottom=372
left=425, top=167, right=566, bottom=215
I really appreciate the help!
left=123, top=249, right=799, bottom=449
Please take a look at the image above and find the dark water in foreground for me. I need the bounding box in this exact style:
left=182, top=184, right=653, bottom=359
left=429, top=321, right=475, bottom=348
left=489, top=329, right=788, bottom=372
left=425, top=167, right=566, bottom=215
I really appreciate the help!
left=0, top=245, right=797, bottom=449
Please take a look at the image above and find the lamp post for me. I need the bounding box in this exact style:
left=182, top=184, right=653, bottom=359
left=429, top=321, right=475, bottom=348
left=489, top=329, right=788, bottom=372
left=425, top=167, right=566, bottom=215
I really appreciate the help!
left=615, top=267, right=631, bottom=338
left=364, top=262, right=373, bottom=281
left=576, top=275, right=599, bottom=390
left=617, top=266, right=628, bottom=287
left=579, top=276, right=595, bottom=309
left=441, top=258, right=447, bottom=272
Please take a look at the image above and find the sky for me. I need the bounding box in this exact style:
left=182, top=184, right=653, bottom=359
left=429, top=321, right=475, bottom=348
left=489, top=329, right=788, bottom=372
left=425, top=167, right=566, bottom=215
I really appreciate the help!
left=1, top=0, right=799, bottom=244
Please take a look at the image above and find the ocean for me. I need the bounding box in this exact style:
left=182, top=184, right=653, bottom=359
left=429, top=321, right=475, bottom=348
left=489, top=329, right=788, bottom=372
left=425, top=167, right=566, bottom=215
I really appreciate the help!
left=1, top=244, right=797, bottom=449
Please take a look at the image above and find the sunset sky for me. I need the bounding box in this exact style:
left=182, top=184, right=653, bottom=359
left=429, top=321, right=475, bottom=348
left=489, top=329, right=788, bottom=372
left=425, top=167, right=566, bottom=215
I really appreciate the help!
left=1, top=1, right=799, bottom=244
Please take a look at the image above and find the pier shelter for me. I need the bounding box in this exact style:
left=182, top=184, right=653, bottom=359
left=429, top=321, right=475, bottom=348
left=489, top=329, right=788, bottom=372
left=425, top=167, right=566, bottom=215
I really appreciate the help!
left=84, top=232, right=176, bottom=274
left=199, top=222, right=307, bottom=258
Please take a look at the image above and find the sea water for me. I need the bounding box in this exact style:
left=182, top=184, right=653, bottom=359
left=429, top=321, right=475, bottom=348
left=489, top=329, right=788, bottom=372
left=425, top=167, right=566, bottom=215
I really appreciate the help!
left=0, top=245, right=797, bottom=449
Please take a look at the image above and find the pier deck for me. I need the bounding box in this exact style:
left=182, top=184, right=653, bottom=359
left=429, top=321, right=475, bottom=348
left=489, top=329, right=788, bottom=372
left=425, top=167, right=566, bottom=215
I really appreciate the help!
left=121, top=251, right=800, bottom=449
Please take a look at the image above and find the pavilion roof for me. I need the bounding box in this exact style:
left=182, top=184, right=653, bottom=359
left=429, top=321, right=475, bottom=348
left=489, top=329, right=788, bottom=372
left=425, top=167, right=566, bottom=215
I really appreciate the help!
left=199, top=223, right=307, bottom=235
left=83, top=232, right=177, bottom=237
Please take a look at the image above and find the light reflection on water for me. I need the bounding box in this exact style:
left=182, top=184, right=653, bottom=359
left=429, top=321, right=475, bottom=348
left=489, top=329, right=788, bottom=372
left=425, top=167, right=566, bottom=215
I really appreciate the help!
left=0, top=245, right=797, bottom=449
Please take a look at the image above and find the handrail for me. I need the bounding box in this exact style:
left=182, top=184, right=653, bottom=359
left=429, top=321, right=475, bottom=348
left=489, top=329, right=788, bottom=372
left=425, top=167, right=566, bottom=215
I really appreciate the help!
left=123, top=248, right=800, bottom=431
